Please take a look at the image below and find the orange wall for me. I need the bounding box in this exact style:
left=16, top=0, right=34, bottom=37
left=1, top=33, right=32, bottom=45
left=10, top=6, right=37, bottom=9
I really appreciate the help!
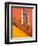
left=11, top=7, right=32, bottom=36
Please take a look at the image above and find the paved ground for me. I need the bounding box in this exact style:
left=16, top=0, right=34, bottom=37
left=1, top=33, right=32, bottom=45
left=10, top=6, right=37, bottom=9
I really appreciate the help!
left=11, top=25, right=30, bottom=38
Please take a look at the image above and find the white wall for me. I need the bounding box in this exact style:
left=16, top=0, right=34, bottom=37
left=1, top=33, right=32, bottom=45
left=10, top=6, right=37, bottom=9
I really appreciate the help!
left=0, top=0, right=38, bottom=46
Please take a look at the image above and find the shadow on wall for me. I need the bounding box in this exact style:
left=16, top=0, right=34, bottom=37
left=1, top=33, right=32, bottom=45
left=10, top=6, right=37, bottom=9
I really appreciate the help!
left=37, top=4, right=38, bottom=41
